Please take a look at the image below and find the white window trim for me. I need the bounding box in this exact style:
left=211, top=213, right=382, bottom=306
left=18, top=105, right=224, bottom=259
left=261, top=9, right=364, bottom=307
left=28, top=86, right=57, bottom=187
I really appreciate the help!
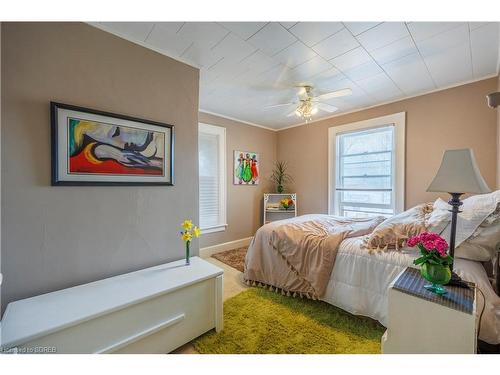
left=199, top=123, right=227, bottom=234
left=328, top=112, right=406, bottom=216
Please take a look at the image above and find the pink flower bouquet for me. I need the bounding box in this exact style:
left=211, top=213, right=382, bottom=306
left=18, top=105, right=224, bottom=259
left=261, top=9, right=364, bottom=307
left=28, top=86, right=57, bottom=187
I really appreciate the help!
left=407, top=232, right=453, bottom=267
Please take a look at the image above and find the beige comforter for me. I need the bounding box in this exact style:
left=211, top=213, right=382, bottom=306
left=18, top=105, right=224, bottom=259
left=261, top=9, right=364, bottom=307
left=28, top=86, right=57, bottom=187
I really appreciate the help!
left=244, top=214, right=384, bottom=299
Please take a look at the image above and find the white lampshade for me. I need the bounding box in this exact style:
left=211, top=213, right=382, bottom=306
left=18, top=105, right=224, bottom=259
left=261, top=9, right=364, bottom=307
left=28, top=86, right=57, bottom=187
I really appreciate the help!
left=427, top=149, right=491, bottom=194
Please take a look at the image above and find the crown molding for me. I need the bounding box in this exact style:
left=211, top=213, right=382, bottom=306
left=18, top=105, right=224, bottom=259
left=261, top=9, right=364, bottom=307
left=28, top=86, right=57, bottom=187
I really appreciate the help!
left=199, top=109, right=278, bottom=132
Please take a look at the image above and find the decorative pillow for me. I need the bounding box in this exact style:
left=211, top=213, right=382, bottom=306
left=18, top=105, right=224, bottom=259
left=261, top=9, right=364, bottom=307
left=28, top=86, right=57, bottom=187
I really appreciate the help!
left=439, top=190, right=500, bottom=248
left=427, top=198, right=452, bottom=234
left=365, top=203, right=433, bottom=251
left=455, top=203, right=500, bottom=262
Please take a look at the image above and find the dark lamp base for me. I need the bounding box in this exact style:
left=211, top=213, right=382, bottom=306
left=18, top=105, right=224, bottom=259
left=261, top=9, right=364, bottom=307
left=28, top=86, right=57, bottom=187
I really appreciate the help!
left=446, top=271, right=470, bottom=289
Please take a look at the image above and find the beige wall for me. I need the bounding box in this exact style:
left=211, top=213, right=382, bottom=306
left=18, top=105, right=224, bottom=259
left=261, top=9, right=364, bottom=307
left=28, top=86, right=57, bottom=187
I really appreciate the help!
left=198, top=112, right=277, bottom=248
left=277, top=77, right=498, bottom=215
left=1, top=23, right=199, bottom=311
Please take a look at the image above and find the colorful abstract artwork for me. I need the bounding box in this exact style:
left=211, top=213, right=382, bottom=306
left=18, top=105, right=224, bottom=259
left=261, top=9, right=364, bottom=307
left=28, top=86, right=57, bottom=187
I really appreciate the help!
left=51, top=102, right=173, bottom=185
left=234, top=150, right=259, bottom=185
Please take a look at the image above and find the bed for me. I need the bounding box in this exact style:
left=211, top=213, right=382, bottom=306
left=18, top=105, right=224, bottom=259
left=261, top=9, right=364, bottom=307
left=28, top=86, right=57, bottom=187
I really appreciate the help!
left=244, top=192, right=500, bottom=346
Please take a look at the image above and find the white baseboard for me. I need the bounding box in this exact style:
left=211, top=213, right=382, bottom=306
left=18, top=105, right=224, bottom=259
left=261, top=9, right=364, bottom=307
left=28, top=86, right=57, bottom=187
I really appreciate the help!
left=199, top=237, right=253, bottom=259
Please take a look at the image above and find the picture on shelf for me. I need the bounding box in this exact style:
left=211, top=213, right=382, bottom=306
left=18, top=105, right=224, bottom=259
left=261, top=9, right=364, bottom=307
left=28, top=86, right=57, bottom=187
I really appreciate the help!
left=234, top=150, right=259, bottom=185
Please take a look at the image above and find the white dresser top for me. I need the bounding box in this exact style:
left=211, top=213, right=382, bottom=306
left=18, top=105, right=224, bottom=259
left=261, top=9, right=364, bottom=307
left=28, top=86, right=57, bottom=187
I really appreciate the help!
left=1, top=256, right=223, bottom=348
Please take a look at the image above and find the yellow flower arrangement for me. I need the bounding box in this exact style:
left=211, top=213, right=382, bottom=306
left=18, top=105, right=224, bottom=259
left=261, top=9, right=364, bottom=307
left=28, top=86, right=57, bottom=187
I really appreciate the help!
left=182, top=219, right=193, bottom=231
left=280, top=198, right=294, bottom=210
left=193, top=226, right=201, bottom=238
left=180, top=219, right=201, bottom=265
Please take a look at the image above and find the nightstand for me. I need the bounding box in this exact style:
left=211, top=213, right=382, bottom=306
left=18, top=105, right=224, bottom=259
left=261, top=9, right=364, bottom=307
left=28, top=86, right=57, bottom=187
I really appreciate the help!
left=381, top=267, right=477, bottom=354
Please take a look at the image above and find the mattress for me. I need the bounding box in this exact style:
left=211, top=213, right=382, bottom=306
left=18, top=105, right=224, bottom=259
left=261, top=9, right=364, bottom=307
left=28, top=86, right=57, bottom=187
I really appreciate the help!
left=322, top=237, right=500, bottom=345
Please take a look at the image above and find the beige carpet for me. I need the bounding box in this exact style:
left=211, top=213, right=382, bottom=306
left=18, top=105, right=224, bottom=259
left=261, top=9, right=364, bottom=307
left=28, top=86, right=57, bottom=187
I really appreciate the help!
left=211, top=247, right=247, bottom=272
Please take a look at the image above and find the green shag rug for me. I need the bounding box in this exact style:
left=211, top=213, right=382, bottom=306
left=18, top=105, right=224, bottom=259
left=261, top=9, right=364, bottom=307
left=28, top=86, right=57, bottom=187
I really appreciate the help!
left=193, top=288, right=384, bottom=354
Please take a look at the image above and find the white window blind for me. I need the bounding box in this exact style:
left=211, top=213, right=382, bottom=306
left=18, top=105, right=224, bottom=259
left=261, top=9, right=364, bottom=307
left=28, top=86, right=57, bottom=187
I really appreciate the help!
left=328, top=112, right=405, bottom=218
left=336, top=126, right=395, bottom=218
left=199, top=124, right=226, bottom=233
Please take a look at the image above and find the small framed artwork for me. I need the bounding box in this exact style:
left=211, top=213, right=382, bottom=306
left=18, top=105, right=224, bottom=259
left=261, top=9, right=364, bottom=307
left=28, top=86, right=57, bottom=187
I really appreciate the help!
left=51, top=102, right=174, bottom=186
left=234, top=150, right=259, bottom=185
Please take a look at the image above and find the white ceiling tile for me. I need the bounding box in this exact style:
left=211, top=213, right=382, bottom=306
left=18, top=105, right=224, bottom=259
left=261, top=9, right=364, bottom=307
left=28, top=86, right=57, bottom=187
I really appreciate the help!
left=330, top=47, right=373, bottom=71
left=247, top=23, right=297, bottom=56
left=207, top=57, right=248, bottom=80
left=356, top=73, right=403, bottom=101
left=370, top=36, right=417, bottom=65
left=383, top=52, right=435, bottom=95
left=181, top=45, right=222, bottom=69
left=343, top=60, right=384, bottom=81
left=318, top=81, right=359, bottom=105
left=416, top=24, right=469, bottom=58
left=280, top=22, right=298, bottom=29
left=469, top=22, right=492, bottom=30
left=218, top=22, right=267, bottom=40
left=289, top=22, right=344, bottom=47
left=177, top=22, right=229, bottom=49
left=211, top=33, right=257, bottom=63
left=253, top=64, right=296, bottom=88
left=272, top=41, right=317, bottom=68
left=145, top=24, right=192, bottom=57
left=357, top=22, right=409, bottom=51
left=239, top=50, right=280, bottom=75
left=312, top=28, right=359, bottom=60
left=470, top=23, right=500, bottom=78
left=343, top=22, right=382, bottom=36
left=310, top=67, right=345, bottom=88
left=92, top=22, right=500, bottom=129
left=200, top=67, right=221, bottom=86
left=424, top=42, right=473, bottom=86
left=407, top=22, right=466, bottom=42
left=152, top=22, right=184, bottom=34
left=291, top=55, right=332, bottom=82
left=100, top=22, right=154, bottom=42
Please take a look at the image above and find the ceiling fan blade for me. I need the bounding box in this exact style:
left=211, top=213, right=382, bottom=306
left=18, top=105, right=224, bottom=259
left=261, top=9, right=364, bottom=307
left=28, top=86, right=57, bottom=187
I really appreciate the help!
left=317, top=103, right=339, bottom=113
left=315, top=88, right=352, bottom=101
left=264, top=102, right=296, bottom=109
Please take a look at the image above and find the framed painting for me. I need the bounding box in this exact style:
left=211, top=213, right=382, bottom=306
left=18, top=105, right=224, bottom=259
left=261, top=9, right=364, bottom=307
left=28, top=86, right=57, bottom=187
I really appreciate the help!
left=51, top=102, right=174, bottom=186
left=234, top=150, right=259, bottom=185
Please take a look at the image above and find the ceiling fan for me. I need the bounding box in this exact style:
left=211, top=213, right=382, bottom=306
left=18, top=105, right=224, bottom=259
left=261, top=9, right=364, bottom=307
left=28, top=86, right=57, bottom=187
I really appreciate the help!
left=264, top=85, right=352, bottom=122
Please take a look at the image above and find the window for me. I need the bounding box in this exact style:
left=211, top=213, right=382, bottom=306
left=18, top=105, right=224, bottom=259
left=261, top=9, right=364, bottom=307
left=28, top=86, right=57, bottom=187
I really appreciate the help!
left=199, top=123, right=226, bottom=233
left=328, top=113, right=405, bottom=218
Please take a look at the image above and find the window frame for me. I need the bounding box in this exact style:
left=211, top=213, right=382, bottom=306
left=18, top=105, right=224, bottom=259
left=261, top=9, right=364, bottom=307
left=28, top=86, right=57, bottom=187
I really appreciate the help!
left=198, top=123, right=227, bottom=234
left=328, top=112, right=406, bottom=217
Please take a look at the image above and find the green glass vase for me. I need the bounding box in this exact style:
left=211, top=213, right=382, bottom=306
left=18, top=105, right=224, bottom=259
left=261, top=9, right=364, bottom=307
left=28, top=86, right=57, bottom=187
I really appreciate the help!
left=185, top=241, right=190, bottom=265
left=420, top=263, right=451, bottom=295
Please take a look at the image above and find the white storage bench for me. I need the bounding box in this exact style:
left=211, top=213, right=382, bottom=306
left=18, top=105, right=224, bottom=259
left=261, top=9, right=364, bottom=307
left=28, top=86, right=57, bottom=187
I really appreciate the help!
left=1, top=256, right=223, bottom=354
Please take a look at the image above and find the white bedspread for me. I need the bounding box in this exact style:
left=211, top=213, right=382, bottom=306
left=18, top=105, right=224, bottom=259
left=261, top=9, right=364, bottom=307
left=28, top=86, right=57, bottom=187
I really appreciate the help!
left=322, top=237, right=500, bottom=345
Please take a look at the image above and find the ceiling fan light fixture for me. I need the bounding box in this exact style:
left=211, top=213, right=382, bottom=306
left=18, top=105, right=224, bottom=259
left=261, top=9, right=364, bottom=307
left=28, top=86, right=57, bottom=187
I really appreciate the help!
left=265, top=84, right=350, bottom=122
left=294, top=99, right=315, bottom=121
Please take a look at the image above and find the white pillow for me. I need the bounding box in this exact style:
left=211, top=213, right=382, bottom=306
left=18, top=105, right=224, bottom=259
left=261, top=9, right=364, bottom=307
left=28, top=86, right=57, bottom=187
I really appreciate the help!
left=439, top=190, right=500, bottom=248
left=455, top=205, right=500, bottom=262
left=427, top=198, right=451, bottom=234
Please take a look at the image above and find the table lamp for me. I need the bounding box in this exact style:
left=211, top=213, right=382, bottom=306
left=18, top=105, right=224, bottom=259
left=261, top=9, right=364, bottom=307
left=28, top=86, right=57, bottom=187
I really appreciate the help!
left=427, top=149, right=491, bottom=286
